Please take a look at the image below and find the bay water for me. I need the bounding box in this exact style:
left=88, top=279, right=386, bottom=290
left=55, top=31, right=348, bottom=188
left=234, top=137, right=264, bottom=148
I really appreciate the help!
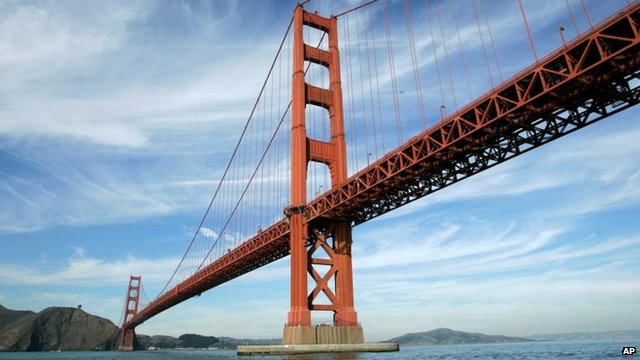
left=0, top=340, right=634, bottom=359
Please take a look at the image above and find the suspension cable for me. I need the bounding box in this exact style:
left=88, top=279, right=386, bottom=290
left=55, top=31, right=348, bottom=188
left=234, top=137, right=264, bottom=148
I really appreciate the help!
left=369, top=5, right=386, bottom=154
left=355, top=6, right=372, bottom=165
left=579, top=0, right=593, bottom=28
left=426, top=0, right=445, bottom=115
left=481, top=0, right=503, bottom=83
left=362, top=8, right=380, bottom=160
left=451, top=0, right=474, bottom=101
left=196, top=32, right=328, bottom=273
left=435, top=0, right=459, bottom=111
left=159, top=16, right=294, bottom=296
left=404, top=0, right=426, bottom=128
left=518, top=0, right=539, bottom=62
left=472, top=0, right=495, bottom=87
left=334, top=0, right=379, bottom=18
left=197, top=101, right=292, bottom=273
left=383, top=0, right=403, bottom=145
left=564, top=0, right=580, bottom=36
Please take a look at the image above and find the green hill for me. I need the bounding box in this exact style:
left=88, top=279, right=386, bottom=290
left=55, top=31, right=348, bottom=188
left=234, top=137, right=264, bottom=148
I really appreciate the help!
left=387, top=328, right=533, bottom=346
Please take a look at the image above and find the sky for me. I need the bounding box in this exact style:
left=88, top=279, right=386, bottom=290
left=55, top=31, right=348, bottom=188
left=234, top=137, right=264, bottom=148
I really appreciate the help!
left=1, top=0, right=639, bottom=342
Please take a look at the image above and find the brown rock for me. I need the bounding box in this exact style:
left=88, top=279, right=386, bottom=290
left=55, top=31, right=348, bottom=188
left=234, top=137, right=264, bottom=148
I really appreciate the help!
left=0, top=306, right=119, bottom=351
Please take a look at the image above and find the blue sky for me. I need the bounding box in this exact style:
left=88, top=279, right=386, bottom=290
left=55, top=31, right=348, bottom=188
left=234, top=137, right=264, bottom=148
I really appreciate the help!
left=0, top=0, right=639, bottom=342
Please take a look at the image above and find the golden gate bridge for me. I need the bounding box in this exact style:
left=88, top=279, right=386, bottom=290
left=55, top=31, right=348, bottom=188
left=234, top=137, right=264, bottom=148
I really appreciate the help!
left=118, top=0, right=640, bottom=350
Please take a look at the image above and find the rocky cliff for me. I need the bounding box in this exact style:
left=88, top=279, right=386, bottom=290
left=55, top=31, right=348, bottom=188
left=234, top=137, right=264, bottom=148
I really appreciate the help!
left=0, top=305, right=34, bottom=331
left=0, top=305, right=119, bottom=351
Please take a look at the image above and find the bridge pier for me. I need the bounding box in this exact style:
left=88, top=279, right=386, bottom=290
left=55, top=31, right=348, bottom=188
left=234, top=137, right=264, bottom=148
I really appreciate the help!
left=118, top=328, right=136, bottom=351
left=282, top=219, right=365, bottom=345
left=282, top=5, right=368, bottom=347
left=283, top=325, right=364, bottom=345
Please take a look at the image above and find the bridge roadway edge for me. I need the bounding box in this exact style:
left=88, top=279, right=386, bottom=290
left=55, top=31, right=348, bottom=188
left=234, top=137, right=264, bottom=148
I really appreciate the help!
left=236, top=343, right=399, bottom=356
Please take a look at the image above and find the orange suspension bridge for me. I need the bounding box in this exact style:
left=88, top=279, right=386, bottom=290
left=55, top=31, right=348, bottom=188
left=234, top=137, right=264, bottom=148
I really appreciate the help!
left=118, top=0, right=640, bottom=349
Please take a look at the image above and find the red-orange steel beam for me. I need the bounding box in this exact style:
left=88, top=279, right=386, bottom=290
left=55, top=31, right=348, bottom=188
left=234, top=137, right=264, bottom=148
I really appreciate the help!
left=123, top=2, right=640, bottom=332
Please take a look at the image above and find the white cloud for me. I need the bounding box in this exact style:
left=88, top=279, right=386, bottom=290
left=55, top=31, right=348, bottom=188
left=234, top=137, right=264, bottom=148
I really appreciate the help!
left=0, top=0, right=294, bottom=235
left=355, top=261, right=640, bottom=340
left=0, top=289, right=129, bottom=327
left=376, top=115, right=640, bottom=223
left=136, top=298, right=288, bottom=339
left=198, top=227, right=217, bottom=238
left=0, top=2, right=134, bottom=73
left=0, top=252, right=179, bottom=287
left=0, top=0, right=286, bottom=148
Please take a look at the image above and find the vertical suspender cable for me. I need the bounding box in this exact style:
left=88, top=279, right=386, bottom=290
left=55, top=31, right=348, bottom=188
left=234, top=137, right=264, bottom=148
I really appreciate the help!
left=383, top=0, right=403, bottom=145
left=451, top=0, right=474, bottom=102
left=269, top=53, right=275, bottom=223
left=259, top=83, right=265, bottom=228
left=343, top=14, right=360, bottom=173
left=403, top=0, right=427, bottom=128
left=362, top=8, right=380, bottom=160
left=355, top=9, right=371, bottom=166
left=369, top=5, right=386, bottom=154
left=426, top=0, right=446, bottom=116
left=472, top=0, right=495, bottom=87
left=579, top=0, right=593, bottom=28
left=517, top=0, right=539, bottom=62
left=159, top=16, right=294, bottom=296
left=564, top=0, right=580, bottom=36
left=435, top=0, right=459, bottom=111
left=481, top=0, right=503, bottom=83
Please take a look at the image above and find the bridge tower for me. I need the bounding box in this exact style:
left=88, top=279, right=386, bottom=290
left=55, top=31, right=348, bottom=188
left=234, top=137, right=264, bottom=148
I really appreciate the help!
left=283, top=5, right=364, bottom=345
left=118, top=275, right=141, bottom=351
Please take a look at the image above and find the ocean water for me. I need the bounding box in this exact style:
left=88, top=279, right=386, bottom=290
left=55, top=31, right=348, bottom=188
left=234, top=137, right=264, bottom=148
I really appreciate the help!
left=0, top=340, right=633, bottom=359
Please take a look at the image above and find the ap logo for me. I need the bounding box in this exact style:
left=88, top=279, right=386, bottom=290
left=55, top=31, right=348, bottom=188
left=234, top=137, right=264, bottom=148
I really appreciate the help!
left=622, top=346, right=636, bottom=356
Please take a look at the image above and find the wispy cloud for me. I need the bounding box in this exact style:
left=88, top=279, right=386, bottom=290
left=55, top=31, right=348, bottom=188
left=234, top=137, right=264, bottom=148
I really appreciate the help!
left=0, top=1, right=297, bottom=236
left=357, top=263, right=640, bottom=340
left=0, top=249, right=179, bottom=286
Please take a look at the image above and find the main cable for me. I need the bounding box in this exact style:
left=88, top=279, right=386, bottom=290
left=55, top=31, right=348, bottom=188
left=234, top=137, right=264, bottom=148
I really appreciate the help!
left=195, top=32, right=329, bottom=274
left=159, top=16, right=294, bottom=296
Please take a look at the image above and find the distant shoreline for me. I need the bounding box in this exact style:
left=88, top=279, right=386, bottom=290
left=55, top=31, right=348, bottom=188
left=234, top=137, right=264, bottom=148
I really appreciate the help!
left=2, top=304, right=638, bottom=351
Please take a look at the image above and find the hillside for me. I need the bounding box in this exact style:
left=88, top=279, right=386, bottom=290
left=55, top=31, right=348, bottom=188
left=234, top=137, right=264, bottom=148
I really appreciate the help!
left=0, top=305, right=35, bottom=332
left=387, top=328, right=533, bottom=346
left=1, top=304, right=281, bottom=351
left=136, top=333, right=280, bottom=349
left=0, top=306, right=119, bottom=351
left=136, top=333, right=221, bottom=349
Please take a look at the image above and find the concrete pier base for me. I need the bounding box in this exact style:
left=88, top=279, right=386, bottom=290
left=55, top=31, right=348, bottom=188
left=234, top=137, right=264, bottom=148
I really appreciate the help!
left=237, top=342, right=399, bottom=356
left=283, top=325, right=364, bottom=344
left=117, top=328, right=136, bottom=351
